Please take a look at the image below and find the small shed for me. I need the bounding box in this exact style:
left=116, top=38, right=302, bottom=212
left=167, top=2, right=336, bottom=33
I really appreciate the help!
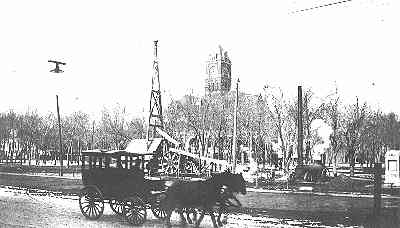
left=384, top=150, right=400, bottom=185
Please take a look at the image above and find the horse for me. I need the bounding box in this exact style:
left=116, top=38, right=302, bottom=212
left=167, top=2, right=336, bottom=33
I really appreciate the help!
left=180, top=172, right=247, bottom=226
left=162, top=171, right=246, bottom=228
left=183, top=185, right=244, bottom=226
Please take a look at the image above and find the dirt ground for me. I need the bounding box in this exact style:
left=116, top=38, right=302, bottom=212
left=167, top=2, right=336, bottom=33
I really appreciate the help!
left=1, top=172, right=400, bottom=227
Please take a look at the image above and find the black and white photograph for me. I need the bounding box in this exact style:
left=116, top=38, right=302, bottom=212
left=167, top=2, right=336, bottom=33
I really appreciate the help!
left=0, top=0, right=399, bottom=227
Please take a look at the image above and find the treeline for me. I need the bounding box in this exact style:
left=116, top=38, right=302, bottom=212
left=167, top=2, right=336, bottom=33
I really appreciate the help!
left=164, top=85, right=400, bottom=176
left=1, top=86, right=400, bottom=176
left=0, top=104, right=146, bottom=166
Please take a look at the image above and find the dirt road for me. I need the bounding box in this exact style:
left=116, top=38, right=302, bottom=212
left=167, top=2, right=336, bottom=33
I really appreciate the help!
left=1, top=172, right=399, bottom=227
left=0, top=186, right=370, bottom=228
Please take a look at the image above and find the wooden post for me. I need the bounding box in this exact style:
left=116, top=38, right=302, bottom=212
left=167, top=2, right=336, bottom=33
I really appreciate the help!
left=297, top=86, right=304, bottom=166
left=77, top=140, right=80, bottom=166
left=91, top=121, right=95, bottom=149
left=56, top=95, right=63, bottom=176
left=232, top=79, right=239, bottom=173
left=373, top=162, right=382, bottom=215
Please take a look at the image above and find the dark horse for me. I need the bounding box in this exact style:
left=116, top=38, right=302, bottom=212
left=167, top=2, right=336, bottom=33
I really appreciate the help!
left=185, top=177, right=246, bottom=226
left=162, top=171, right=246, bottom=228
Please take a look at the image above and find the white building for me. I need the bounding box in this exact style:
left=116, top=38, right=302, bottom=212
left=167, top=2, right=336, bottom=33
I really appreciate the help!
left=385, top=150, right=400, bottom=186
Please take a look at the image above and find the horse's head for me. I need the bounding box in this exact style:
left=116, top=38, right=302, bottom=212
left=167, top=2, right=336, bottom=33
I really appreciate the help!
left=233, top=173, right=247, bottom=195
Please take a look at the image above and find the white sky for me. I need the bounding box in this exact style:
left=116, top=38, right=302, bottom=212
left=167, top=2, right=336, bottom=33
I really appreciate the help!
left=0, top=0, right=398, bottom=119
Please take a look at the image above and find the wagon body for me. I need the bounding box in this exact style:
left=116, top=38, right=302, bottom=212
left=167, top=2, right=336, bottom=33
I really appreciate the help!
left=78, top=149, right=168, bottom=225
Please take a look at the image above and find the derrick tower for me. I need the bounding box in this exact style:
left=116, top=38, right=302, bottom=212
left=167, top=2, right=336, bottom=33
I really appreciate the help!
left=147, top=40, right=164, bottom=148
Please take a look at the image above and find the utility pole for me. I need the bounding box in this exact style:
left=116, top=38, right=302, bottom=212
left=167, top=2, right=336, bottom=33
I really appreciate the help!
left=232, top=78, right=239, bottom=173
left=297, top=86, right=304, bottom=166
left=49, top=60, right=66, bottom=176
left=91, top=120, right=95, bottom=149
left=373, top=162, right=382, bottom=215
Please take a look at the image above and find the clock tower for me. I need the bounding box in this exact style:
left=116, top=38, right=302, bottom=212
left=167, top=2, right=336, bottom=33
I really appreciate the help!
left=205, top=45, right=232, bottom=95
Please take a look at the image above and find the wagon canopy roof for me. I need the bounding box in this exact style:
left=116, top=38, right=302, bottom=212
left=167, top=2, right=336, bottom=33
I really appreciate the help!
left=125, top=138, right=163, bottom=154
left=82, top=138, right=163, bottom=156
left=81, top=149, right=153, bottom=157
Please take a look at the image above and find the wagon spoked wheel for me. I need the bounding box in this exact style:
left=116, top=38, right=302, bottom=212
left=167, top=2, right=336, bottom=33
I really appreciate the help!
left=151, top=193, right=167, bottom=220
left=123, top=195, right=147, bottom=226
left=110, top=199, right=124, bottom=216
left=79, top=186, right=104, bottom=220
left=184, top=159, right=199, bottom=175
left=164, top=152, right=179, bottom=175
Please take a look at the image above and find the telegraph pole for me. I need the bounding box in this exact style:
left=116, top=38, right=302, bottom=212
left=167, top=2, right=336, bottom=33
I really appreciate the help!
left=91, top=120, right=95, bottom=149
left=232, top=78, right=240, bottom=173
left=48, top=60, right=66, bottom=176
left=56, top=95, right=62, bottom=174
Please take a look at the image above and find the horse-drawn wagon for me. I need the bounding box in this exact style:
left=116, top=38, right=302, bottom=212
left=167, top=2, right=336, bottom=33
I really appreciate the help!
left=78, top=149, right=168, bottom=225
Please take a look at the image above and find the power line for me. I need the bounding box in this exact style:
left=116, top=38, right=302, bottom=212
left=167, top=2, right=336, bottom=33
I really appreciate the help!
left=290, top=0, right=354, bottom=14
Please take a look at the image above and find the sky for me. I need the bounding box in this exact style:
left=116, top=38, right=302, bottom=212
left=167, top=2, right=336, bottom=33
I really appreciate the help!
left=0, top=0, right=398, bottom=120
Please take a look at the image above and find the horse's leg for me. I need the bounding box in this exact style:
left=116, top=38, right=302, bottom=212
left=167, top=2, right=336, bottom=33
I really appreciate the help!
left=178, top=208, right=187, bottom=226
left=207, top=207, right=218, bottom=228
left=220, top=206, right=229, bottom=225
left=165, top=208, right=173, bottom=228
left=185, top=208, right=193, bottom=224
left=194, top=209, right=206, bottom=228
left=192, top=208, right=198, bottom=224
left=217, top=206, right=224, bottom=226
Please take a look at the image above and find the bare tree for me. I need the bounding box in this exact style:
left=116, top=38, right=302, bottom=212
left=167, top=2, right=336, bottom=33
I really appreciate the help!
left=100, top=104, right=132, bottom=150
left=263, top=85, right=295, bottom=172
left=343, top=98, right=367, bottom=177
left=324, top=88, right=343, bottom=175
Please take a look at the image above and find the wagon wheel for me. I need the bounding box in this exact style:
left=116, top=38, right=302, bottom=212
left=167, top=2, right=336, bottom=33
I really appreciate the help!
left=79, top=186, right=104, bottom=220
left=123, top=195, right=147, bottom=226
left=110, top=199, right=124, bottom=216
left=184, top=159, right=199, bottom=175
left=164, top=152, right=180, bottom=176
left=151, top=193, right=167, bottom=220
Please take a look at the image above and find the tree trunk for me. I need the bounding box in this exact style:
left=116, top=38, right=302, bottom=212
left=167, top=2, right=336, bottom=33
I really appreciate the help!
left=263, top=142, right=266, bottom=170
left=77, top=140, right=80, bottom=166
left=7, top=143, right=11, bottom=164
left=54, top=149, right=57, bottom=166
left=333, top=155, right=337, bottom=176
left=349, top=149, right=355, bottom=177
left=19, top=143, right=23, bottom=165
left=28, top=144, right=32, bottom=166
left=67, top=143, right=70, bottom=169
left=0, top=141, right=3, bottom=163
left=36, top=147, right=40, bottom=165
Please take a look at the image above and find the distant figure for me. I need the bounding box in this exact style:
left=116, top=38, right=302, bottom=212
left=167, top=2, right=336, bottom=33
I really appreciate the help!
left=117, top=157, right=123, bottom=168
left=147, top=156, right=159, bottom=176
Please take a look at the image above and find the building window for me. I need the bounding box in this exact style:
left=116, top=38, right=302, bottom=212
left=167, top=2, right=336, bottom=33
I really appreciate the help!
left=388, top=160, right=397, bottom=171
